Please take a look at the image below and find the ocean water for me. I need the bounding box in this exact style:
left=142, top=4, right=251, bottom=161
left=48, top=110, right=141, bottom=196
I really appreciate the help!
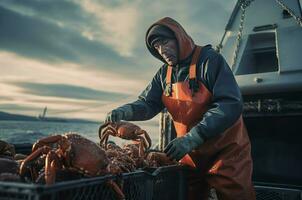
left=0, top=120, right=160, bottom=147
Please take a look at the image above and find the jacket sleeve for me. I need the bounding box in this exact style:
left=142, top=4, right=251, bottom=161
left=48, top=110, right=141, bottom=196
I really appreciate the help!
left=123, top=67, right=165, bottom=121
left=190, top=52, right=243, bottom=140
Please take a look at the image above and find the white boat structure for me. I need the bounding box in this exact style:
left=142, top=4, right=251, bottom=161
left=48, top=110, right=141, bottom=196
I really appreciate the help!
left=219, top=0, right=302, bottom=95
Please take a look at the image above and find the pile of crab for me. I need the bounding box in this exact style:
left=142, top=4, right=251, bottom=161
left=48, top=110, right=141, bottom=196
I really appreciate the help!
left=0, top=121, right=177, bottom=199
left=0, top=140, right=27, bottom=182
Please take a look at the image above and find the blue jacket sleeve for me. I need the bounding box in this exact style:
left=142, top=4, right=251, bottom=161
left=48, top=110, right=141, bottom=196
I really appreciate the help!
left=123, top=67, right=165, bottom=121
left=190, top=52, right=243, bottom=140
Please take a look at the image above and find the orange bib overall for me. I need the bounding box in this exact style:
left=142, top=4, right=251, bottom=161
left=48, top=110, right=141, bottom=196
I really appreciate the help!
left=161, top=46, right=256, bottom=200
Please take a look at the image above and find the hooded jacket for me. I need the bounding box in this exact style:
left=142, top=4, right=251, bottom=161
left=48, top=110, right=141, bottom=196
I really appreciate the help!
left=122, top=17, right=243, bottom=140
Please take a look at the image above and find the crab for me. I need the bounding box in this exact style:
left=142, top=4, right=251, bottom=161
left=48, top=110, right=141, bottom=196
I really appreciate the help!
left=123, top=143, right=148, bottom=168
left=19, top=133, right=125, bottom=199
left=0, top=140, right=21, bottom=182
left=99, top=122, right=152, bottom=157
left=0, top=140, right=15, bottom=159
left=105, top=142, right=136, bottom=173
left=144, top=150, right=178, bottom=168
left=0, top=139, right=27, bottom=162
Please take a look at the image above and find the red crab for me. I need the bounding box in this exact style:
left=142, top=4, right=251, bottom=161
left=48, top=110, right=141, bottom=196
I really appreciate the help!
left=99, top=122, right=152, bottom=157
left=144, top=150, right=178, bottom=168
left=0, top=140, right=21, bottom=182
left=0, top=140, right=15, bottom=159
left=123, top=143, right=148, bottom=168
left=19, top=133, right=125, bottom=199
left=106, top=143, right=136, bottom=172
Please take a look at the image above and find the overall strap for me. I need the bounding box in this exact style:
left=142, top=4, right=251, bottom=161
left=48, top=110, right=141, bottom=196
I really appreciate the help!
left=164, top=45, right=203, bottom=96
left=189, top=46, right=202, bottom=80
left=189, top=46, right=202, bottom=96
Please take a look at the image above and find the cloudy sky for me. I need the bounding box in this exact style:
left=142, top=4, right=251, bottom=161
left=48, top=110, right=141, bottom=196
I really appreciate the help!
left=0, top=0, right=237, bottom=121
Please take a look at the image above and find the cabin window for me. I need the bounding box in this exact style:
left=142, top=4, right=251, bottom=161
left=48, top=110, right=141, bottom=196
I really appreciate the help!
left=235, top=33, right=279, bottom=75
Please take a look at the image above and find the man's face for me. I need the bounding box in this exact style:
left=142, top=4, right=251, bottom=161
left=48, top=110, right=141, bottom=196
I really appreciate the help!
left=153, top=38, right=178, bottom=66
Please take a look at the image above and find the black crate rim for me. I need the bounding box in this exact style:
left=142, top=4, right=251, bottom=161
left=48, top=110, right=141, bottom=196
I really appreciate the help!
left=0, top=170, right=146, bottom=193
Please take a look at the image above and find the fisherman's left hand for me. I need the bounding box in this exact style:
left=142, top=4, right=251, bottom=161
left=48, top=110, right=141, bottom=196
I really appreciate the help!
left=164, top=131, right=204, bottom=161
left=164, top=137, right=191, bottom=161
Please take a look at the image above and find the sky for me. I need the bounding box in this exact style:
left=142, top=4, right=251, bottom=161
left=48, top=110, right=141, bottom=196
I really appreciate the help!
left=0, top=0, right=237, bottom=121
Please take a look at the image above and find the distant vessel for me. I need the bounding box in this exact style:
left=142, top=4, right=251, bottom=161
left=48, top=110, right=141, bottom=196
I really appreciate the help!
left=38, top=106, right=47, bottom=120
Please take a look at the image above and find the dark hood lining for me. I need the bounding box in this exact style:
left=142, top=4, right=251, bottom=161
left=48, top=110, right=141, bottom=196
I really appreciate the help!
left=145, top=17, right=196, bottom=64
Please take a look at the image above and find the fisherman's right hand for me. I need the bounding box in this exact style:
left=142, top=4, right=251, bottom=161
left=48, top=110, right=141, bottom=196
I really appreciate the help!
left=105, top=109, right=124, bottom=123
left=105, top=105, right=133, bottom=123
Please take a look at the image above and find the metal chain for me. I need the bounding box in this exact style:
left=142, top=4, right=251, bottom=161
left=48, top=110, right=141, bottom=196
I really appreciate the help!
left=231, top=0, right=254, bottom=69
left=223, top=0, right=301, bottom=66
left=275, top=0, right=302, bottom=27
left=215, top=30, right=226, bottom=53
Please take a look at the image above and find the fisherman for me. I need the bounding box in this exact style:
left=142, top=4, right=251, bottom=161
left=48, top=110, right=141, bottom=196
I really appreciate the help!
left=105, top=17, right=256, bottom=200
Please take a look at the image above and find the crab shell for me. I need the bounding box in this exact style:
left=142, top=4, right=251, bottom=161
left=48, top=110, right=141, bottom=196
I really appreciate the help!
left=99, top=122, right=152, bottom=153
left=59, top=134, right=110, bottom=176
left=100, top=122, right=145, bottom=138
left=145, top=151, right=177, bottom=167
left=115, top=123, right=146, bottom=139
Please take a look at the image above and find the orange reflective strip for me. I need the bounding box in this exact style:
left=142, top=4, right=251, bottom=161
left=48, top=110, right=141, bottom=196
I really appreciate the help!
left=180, top=154, right=196, bottom=168
left=189, top=63, right=196, bottom=79
left=189, top=46, right=202, bottom=79
left=166, top=65, right=173, bottom=85
left=208, top=159, right=223, bottom=174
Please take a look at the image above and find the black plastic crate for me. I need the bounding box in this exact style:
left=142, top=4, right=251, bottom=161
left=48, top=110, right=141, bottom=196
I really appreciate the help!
left=255, top=182, right=302, bottom=200
left=0, top=171, right=152, bottom=200
left=145, top=165, right=188, bottom=200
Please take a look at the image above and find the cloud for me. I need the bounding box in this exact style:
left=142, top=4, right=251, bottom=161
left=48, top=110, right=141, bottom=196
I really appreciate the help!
left=0, top=0, right=93, bottom=31
left=0, top=97, right=13, bottom=101
left=0, top=0, right=238, bottom=120
left=0, top=0, right=237, bottom=79
left=0, top=0, right=142, bottom=57
left=0, top=51, right=146, bottom=94
left=11, top=82, right=129, bottom=101
left=120, top=0, right=238, bottom=67
left=77, top=0, right=140, bottom=57
left=0, top=52, right=146, bottom=120
left=0, top=5, right=139, bottom=75
left=0, top=104, right=43, bottom=113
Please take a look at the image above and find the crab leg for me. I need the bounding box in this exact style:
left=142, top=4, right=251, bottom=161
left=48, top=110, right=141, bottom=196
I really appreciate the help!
left=19, top=146, right=51, bottom=176
left=139, top=141, right=145, bottom=158
left=45, top=150, right=61, bottom=185
left=141, top=131, right=152, bottom=149
left=32, top=135, right=64, bottom=152
left=100, top=133, right=110, bottom=148
left=98, top=122, right=109, bottom=140
left=133, top=137, right=146, bottom=157
left=30, top=166, right=39, bottom=182
left=106, top=180, right=125, bottom=200
left=100, top=127, right=117, bottom=148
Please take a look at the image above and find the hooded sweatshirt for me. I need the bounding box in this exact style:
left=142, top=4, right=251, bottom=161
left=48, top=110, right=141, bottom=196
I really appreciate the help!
left=121, top=17, right=243, bottom=140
